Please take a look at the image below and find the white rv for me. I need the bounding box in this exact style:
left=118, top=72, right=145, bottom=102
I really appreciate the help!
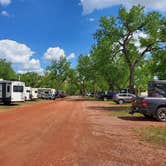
left=24, top=87, right=32, bottom=101
left=32, top=88, right=38, bottom=100
left=0, top=80, right=25, bottom=104
left=38, top=88, right=56, bottom=100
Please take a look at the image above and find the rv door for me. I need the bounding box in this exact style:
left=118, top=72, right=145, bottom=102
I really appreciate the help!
left=2, top=83, right=6, bottom=98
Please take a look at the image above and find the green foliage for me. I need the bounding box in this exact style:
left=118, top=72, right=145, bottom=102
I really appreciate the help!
left=0, top=59, right=16, bottom=80
left=46, top=57, right=71, bottom=90
left=151, top=50, right=166, bottom=79
left=19, top=72, right=42, bottom=87
left=63, top=69, right=80, bottom=95
left=135, top=60, right=153, bottom=92
left=94, top=5, right=165, bottom=93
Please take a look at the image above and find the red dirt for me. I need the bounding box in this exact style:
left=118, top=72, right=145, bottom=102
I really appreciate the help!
left=0, top=97, right=165, bottom=166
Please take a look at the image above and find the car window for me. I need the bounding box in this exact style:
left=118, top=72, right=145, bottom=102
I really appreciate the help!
left=119, top=93, right=127, bottom=97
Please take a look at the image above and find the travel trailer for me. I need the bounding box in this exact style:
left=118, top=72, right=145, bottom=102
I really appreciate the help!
left=38, top=88, right=56, bottom=100
left=32, top=88, right=38, bottom=100
left=0, top=79, right=25, bottom=104
left=24, top=87, right=32, bottom=101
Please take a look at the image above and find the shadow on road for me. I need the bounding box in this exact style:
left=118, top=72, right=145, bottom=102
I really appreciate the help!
left=0, top=103, right=19, bottom=107
left=87, top=105, right=130, bottom=112
left=66, top=97, right=95, bottom=102
left=118, top=116, right=156, bottom=122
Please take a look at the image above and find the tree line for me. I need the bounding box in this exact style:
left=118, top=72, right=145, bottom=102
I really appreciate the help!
left=0, top=5, right=165, bottom=95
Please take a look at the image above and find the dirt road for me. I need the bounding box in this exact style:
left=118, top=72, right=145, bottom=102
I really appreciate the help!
left=0, top=97, right=165, bottom=166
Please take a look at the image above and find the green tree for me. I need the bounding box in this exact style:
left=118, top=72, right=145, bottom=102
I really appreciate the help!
left=94, top=5, right=165, bottom=93
left=46, top=57, right=71, bottom=90
left=77, top=55, right=92, bottom=95
left=151, top=50, right=166, bottom=79
left=91, top=39, right=129, bottom=90
left=77, top=54, right=108, bottom=95
left=0, top=59, right=16, bottom=80
left=19, top=72, right=41, bottom=87
left=63, top=69, right=80, bottom=95
left=135, top=60, right=153, bottom=94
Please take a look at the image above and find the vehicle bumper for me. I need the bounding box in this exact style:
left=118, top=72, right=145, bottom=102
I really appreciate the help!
left=129, top=106, right=150, bottom=115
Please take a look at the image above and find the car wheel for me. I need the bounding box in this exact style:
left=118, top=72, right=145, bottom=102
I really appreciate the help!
left=156, top=107, right=166, bottom=122
left=118, top=99, right=124, bottom=104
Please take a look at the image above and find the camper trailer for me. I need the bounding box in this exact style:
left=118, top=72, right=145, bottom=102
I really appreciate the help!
left=32, top=88, right=38, bottom=100
left=0, top=80, right=25, bottom=104
left=38, top=88, right=56, bottom=100
left=24, top=87, right=32, bottom=101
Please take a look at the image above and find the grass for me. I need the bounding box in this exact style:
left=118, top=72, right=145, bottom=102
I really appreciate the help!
left=136, top=126, right=166, bottom=148
left=0, top=99, right=44, bottom=111
left=110, top=110, right=142, bottom=117
left=107, top=104, right=142, bottom=117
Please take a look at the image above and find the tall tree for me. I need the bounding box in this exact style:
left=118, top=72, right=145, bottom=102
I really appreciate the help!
left=77, top=54, right=107, bottom=95
left=46, top=57, right=71, bottom=90
left=0, top=59, right=16, bottom=80
left=91, top=39, right=129, bottom=90
left=94, top=5, right=165, bottom=93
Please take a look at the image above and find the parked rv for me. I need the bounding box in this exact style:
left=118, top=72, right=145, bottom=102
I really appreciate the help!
left=0, top=79, right=25, bottom=104
left=25, top=87, right=32, bottom=101
left=32, top=88, right=38, bottom=100
left=38, top=88, right=56, bottom=100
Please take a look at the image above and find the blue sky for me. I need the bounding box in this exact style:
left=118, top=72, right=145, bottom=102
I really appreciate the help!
left=0, top=0, right=165, bottom=74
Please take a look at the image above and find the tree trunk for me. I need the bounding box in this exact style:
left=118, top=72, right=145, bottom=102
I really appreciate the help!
left=129, top=66, right=135, bottom=94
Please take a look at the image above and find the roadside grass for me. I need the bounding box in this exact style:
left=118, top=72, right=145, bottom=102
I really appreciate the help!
left=0, top=99, right=45, bottom=111
left=110, top=110, right=142, bottom=117
left=135, top=126, right=166, bottom=148
left=107, top=103, right=142, bottom=117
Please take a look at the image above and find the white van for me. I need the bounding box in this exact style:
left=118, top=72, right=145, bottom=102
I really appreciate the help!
left=25, top=87, right=32, bottom=101
left=0, top=80, right=25, bottom=104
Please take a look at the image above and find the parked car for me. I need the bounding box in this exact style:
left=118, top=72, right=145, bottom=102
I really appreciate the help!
left=97, top=91, right=119, bottom=100
left=55, top=90, right=66, bottom=98
left=113, top=93, right=136, bottom=104
left=130, top=80, right=166, bottom=121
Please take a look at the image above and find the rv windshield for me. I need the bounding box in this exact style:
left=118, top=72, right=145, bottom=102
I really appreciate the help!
left=13, top=86, right=24, bottom=92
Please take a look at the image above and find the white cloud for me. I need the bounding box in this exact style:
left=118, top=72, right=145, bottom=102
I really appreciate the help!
left=44, top=47, right=66, bottom=61
left=1, top=10, right=9, bottom=17
left=0, top=39, right=43, bottom=73
left=67, top=53, right=75, bottom=60
left=89, top=17, right=95, bottom=22
left=133, top=31, right=147, bottom=47
left=0, top=0, right=11, bottom=6
left=80, top=0, right=166, bottom=14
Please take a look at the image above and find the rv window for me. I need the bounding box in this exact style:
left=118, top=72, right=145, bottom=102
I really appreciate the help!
left=7, top=86, right=10, bottom=92
left=13, top=86, right=24, bottom=92
left=26, top=90, right=30, bottom=93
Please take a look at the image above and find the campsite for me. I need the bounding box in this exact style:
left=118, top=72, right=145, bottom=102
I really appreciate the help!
left=0, top=1, right=165, bottom=166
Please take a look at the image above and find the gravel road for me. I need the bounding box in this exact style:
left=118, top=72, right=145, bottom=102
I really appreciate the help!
left=0, top=97, right=165, bottom=166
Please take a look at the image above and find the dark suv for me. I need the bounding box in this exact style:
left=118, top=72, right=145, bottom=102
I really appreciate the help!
left=97, top=91, right=119, bottom=100
left=113, top=93, right=136, bottom=104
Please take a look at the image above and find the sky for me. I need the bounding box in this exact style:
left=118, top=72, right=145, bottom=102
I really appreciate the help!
left=0, top=0, right=166, bottom=74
